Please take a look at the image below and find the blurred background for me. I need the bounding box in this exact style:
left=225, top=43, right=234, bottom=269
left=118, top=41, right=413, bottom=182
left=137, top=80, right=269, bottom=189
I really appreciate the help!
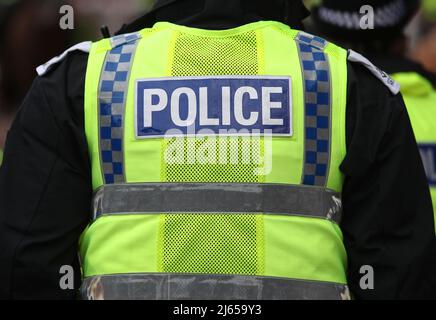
left=0, top=0, right=156, bottom=152
left=0, top=0, right=435, bottom=153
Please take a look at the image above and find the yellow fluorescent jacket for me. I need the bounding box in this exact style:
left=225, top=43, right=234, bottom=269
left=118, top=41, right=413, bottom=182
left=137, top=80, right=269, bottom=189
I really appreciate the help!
left=79, top=21, right=349, bottom=300
left=393, top=72, right=436, bottom=231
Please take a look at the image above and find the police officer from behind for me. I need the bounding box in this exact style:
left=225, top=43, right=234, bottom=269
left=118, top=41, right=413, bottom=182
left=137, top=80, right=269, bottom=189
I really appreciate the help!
left=0, top=0, right=435, bottom=300
left=312, top=0, right=436, bottom=230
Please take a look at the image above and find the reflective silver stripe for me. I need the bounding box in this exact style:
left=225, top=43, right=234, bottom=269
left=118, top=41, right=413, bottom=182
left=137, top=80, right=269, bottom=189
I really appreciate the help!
left=92, top=183, right=342, bottom=224
left=295, top=32, right=332, bottom=187
left=81, top=274, right=350, bottom=300
left=98, top=33, right=141, bottom=184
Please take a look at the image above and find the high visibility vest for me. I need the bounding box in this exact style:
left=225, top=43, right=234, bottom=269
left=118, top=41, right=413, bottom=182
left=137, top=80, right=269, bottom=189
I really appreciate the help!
left=392, top=72, right=436, bottom=231
left=79, top=21, right=349, bottom=300
left=423, top=0, right=436, bottom=20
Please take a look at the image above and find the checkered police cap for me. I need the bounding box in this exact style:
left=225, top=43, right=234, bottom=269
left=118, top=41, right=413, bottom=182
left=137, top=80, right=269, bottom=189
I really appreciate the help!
left=312, top=0, right=421, bottom=41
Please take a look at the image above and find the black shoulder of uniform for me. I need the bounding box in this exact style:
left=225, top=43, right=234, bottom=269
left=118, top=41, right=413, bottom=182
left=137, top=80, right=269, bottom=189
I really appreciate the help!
left=36, top=42, right=91, bottom=77
left=346, top=57, right=403, bottom=106
left=34, top=48, right=89, bottom=130
left=344, top=56, right=408, bottom=152
left=347, top=50, right=401, bottom=96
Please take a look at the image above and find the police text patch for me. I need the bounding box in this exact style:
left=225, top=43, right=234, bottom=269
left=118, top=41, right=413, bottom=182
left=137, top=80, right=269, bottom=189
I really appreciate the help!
left=135, top=76, right=292, bottom=138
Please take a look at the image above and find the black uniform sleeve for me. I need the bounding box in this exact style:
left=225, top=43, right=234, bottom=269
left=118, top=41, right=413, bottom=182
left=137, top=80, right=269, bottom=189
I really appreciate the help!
left=341, top=61, right=436, bottom=300
left=0, top=52, right=92, bottom=299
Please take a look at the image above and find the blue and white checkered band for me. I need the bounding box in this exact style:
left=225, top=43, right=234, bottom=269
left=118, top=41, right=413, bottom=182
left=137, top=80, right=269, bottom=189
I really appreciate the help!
left=99, top=33, right=141, bottom=184
left=295, top=32, right=331, bottom=187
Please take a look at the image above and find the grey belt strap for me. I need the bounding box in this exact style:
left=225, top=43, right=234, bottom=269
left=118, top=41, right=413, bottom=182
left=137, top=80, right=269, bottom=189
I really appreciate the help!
left=81, top=273, right=350, bottom=300
left=92, top=183, right=342, bottom=224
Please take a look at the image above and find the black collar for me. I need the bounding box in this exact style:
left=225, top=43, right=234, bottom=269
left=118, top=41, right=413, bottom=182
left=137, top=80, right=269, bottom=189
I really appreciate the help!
left=115, top=0, right=309, bottom=35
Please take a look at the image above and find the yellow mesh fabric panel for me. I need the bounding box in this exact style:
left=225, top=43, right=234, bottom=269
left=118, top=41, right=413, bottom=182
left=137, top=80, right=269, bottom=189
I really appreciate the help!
left=158, top=29, right=265, bottom=275
left=171, top=31, right=259, bottom=76
left=158, top=214, right=265, bottom=275
left=162, top=135, right=264, bottom=183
